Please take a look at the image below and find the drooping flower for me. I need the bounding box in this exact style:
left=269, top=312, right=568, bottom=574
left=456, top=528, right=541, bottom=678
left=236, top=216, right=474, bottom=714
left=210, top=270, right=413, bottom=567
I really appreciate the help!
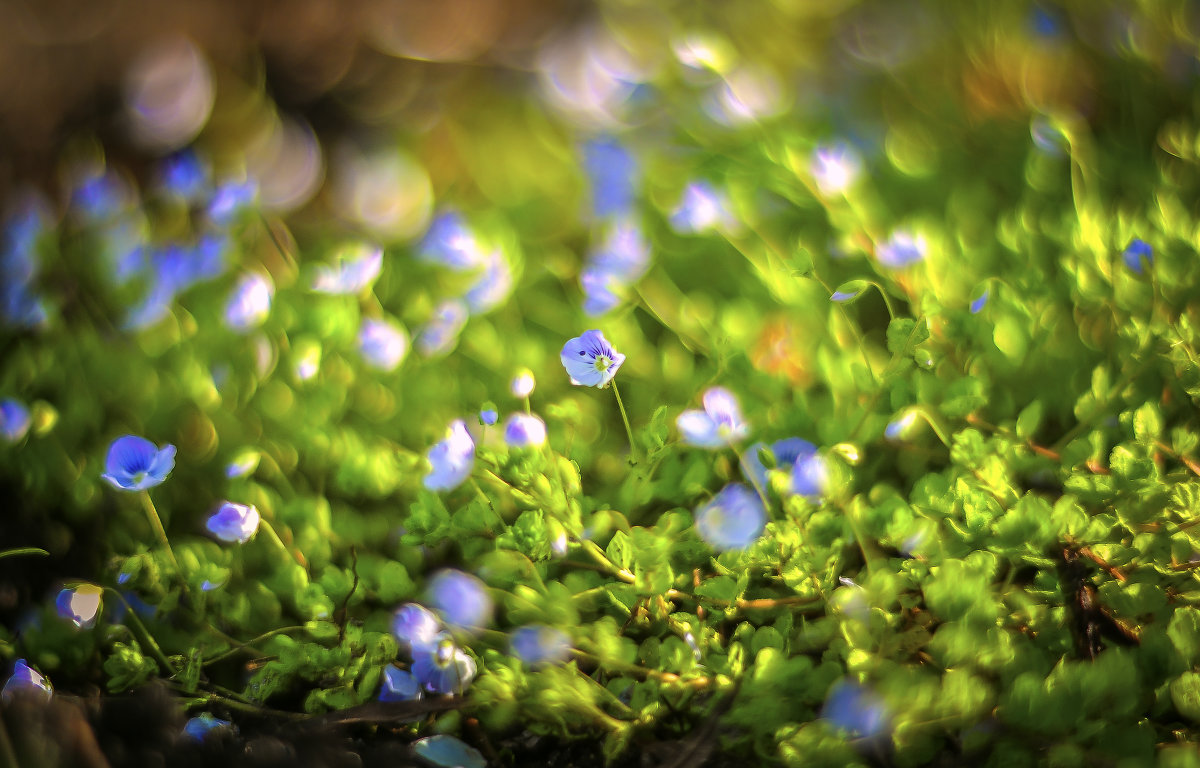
left=876, top=230, right=926, bottom=269
left=1123, top=238, right=1153, bottom=275
left=1, top=659, right=52, bottom=704
left=223, top=272, right=273, bottom=332
left=417, top=212, right=487, bottom=271
left=742, top=438, right=817, bottom=491
left=183, top=713, right=232, bottom=741
left=411, top=633, right=478, bottom=694
left=0, top=399, right=32, bottom=443
left=677, top=387, right=749, bottom=448
left=509, top=625, right=571, bottom=666
left=694, top=483, right=767, bottom=551
left=669, top=181, right=734, bottom=234
left=821, top=681, right=889, bottom=739
left=101, top=435, right=176, bottom=492
left=426, top=569, right=492, bottom=631
left=391, top=603, right=441, bottom=652
left=55, top=583, right=104, bottom=629
left=423, top=420, right=475, bottom=492
left=504, top=413, right=547, bottom=449
left=358, top=317, right=409, bottom=372
left=416, top=299, right=469, bottom=358
left=225, top=449, right=260, bottom=479
left=510, top=370, right=536, bottom=398
left=811, top=142, right=862, bottom=196
left=206, top=502, right=260, bottom=544
left=885, top=409, right=918, bottom=441
left=560, top=330, right=625, bottom=388
left=378, top=666, right=423, bottom=703
left=412, top=735, right=487, bottom=768
left=312, top=243, right=384, bottom=294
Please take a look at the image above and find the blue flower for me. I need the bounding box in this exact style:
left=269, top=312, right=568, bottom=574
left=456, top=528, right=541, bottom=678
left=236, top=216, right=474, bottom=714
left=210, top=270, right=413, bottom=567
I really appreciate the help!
left=504, top=413, right=547, bottom=449
left=378, top=666, right=423, bottom=703
left=677, top=387, right=749, bottom=448
left=416, top=299, right=469, bottom=358
left=206, top=502, right=260, bottom=543
left=1123, top=238, right=1153, bottom=275
left=55, top=583, right=103, bottom=629
left=312, top=243, right=384, bottom=294
left=223, top=273, right=273, bottom=332
left=183, top=713, right=232, bottom=741
left=158, top=150, right=210, bottom=202
left=589, top=218, right=649, bottom=284
left=560, top=330, right=625, bottom=388
left=411, top=633, right=477, bottom=694
left=358, top=318, right=410, bottom=372
left=465, top=251, right=514, bottom=313
left=0, top=399, right=31, bottom=443
left=417, top=212, right=486, bottom=271
left=820, top=681, right=889, bottom=739
left=1, top=659, right=52, bottom=704
left=423, top=420, right=475, bottom=492
left=694, top=483, right=766, bottom=551
left=509, top=625, right=571, bottom=666
left=876, top=230, right=926, bottom=269
left=412, top=735, right=486, bottom=768
left=580, top=265, right=623, bottom=316
left=101, top=435, right=176, bottom=491
left=479, top=409, right=498, bottom=426
left=426, top=569, right=492, bottom=631
left=742, top=438, right=816, bottom=491
left=669, top=181, right=733, bottom=234
left=792, top=451, right=828, bottom=499
left=208, top=180, right=257, bottom=226
left=583, top=137, right=638, bottom=219
left=970, top=287, right=990, bottom=314
left=391, top=603, right=441, bottom=652
left=811, top=142, right=862, bottom=196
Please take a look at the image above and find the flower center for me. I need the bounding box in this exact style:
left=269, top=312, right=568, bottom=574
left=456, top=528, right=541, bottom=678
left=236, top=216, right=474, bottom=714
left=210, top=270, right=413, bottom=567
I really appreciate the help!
left=132, top=471, right=148, bottom=485
left=594, top=355, right=611, bottom=372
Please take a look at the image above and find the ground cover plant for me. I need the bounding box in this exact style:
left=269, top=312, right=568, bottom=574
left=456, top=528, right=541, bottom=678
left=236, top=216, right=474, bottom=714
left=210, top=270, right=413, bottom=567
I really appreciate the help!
left=5, top=1, right=1200, bottom=766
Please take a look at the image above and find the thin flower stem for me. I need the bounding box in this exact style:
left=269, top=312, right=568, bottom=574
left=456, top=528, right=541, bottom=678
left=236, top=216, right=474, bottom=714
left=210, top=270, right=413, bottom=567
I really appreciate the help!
left=610, top=380, right=639, bottom=465
left=202, top=625, right=308, bottom=667
left=258, top=518, right=304, bottom=569
left=140, top=492, right=181, bottom=575
left=103, top=587, right=176, bottom=676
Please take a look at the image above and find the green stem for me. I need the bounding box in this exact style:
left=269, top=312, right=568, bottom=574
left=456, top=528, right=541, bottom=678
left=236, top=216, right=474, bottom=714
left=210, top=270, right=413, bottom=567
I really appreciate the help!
left=104, top=588, right=176, bottom=676
left=140, top=492, right=181, bottom=575
left=202, top=625, right=308, bottom=667
left=610, top=380, right=639, bottom=465
left=258, top=518, right=304, bottom=568
left=0, top=547, right=48, bottom=560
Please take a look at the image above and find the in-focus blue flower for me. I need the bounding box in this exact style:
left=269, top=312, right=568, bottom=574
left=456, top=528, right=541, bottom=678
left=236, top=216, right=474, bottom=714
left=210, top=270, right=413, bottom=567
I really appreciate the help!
left=1123, top=238, right=1153, bottom=275
left=820, top=680, right=889, bottom=739
left=102, top=435, right=176, bottom=491
left=504, top=413, right=547, bottom=449
left=206, top=502, right=260, bottom=544
left=1, top=659, right=52, bottom=704
left=677, top=387, right=749, bottom=448
left=479, top=409, right=498, bottom=426
left=465, top=251, right=513, bottom=313
left=0, top=399, right=32, bottom=443
left=811, top=142, right=863, bottom=197
left=694, top=483, right=767, bottom=551
left=183, top=713, right=232, bottom=741
left=560, top=330, right=625, bottom=388
left=423, top=420, right=476, bottom=492
left=510, top=625, right=571, bottom=666
left=510, top=370, right=536, bottom=398
left=378, top=666, right=423, bottom=703
left=55, top=583, right=103, bottom=629
left=426, top=569, right=492, bottom=631
left=876, top=230, right=926, bottom=269
left=669, top=181, right=733, bottom=234
left=411, top=633, right=478, bottom=694
left=583, top=137, right=638, bottom=220
left=416, top=299, right=469, bottom=358
left=742, top=438, right=817, bottom=491
left=417, top=212, right=487, bottom=271
left=208, top=180, right=257, bottom=226
left=312, top=243, right=384, bottom=294
left=158, top=150, right=210, bottom=202
left=412, top=735, right=487, bottom=768
left=223, top=273, right=273, bottom=332
left=358, top=317, right=410, bottom=372
left=391, top=603, right=441, bottom=652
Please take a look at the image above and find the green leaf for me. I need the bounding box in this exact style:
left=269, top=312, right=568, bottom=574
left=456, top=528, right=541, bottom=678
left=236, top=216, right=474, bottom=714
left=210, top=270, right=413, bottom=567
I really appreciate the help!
left=1169, top=608, right=1200, bottom=668
left=1171, top=671, right=1200, bottom=722
left=1132, top=403, right=1163, bottom=446
left=606, top=531, right=632, bottom=571
left=887, top=317, right=929, bottom=356
left=1016, top=401, right=1044, bottom=440
left=830, top=279, right=869, bottom=303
